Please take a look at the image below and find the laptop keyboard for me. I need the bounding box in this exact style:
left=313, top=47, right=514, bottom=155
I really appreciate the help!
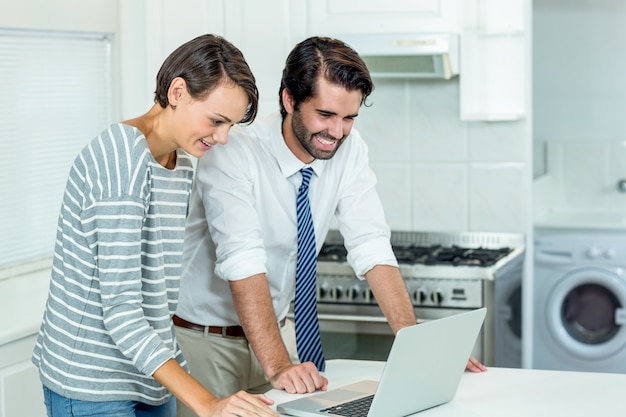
left=320, top=394, right=374, bottom=417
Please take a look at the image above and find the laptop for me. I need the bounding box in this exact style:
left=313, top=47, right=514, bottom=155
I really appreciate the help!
left=277, top=307, right=487, bottom=417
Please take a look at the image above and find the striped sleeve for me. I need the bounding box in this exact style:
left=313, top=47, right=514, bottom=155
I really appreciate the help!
left=32, top=123, right=194, bottom=404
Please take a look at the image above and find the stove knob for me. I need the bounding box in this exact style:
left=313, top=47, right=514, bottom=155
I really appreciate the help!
left=333, top=285, right=344, bottom=300
left=318, top=283, right=330, bottom=300
left=413, top=288, right=428, bottom=305
left=363, top=288, right=375, bottom=303
left=347, top=286, right=359, bottom=301
left=431, top=290, right=444, bottom=305
left=604, top=249, right=616, bottom=259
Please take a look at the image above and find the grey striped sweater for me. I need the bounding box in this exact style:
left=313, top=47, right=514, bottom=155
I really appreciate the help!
left=32, top=123, right=194, bottom=405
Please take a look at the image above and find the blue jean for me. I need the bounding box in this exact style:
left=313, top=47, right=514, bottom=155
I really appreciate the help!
left=42, top=386, right=176, bottom=417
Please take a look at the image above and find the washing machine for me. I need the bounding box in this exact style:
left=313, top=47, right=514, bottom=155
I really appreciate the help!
left=533, top=230, right=626, bottom=373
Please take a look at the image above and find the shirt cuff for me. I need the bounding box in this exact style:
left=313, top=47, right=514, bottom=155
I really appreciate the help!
left=215, top=250, right=268, bottom=281
left=348, top=237, right=398, bottom=279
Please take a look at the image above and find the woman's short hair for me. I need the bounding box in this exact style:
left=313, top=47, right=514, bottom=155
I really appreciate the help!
left=154, top=34, right=258, bottom=124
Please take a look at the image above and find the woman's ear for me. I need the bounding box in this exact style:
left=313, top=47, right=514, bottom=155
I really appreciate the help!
left=167, top=77, right=186, bottom=109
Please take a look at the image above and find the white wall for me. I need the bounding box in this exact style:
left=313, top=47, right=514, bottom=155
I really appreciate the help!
left=533, top=0, right=626, bottom=214
left=217, top=0, right=532, bottom=234
left=118, top=0, right=298, bottom=119
left=0, top=0, right=119, bottom=32
left=358, top=79, right=529, bottom=233
left=1, top=0, right=533, bottom=234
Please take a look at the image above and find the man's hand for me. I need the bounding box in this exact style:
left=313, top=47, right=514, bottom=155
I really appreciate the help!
left=465, top=356, right=487, bottom=372
left=270, top=362, right=329, bottom=394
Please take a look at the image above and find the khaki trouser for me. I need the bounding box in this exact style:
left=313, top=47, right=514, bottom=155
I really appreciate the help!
left=175, top=319, right=298, bottom=417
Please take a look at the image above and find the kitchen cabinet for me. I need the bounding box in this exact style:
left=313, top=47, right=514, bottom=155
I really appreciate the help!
left=460, top=0, right=527, bottom=121
left=0, top=267, right=49, bottom=417
left=292, top=0, right=461, bottom=35
left=290, top=0, right=529, bottom=122
left=0, top=335, right=45, bottom=417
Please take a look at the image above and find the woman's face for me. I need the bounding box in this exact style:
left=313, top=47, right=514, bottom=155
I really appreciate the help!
left=174, top=81, right=249, bottom=158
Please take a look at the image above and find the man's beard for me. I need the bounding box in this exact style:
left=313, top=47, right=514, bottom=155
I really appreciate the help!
left=291, top=109, right=345, bottom=160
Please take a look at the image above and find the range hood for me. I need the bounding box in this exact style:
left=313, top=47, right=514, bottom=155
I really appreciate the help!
left=340, top=33, right=459, bottom=80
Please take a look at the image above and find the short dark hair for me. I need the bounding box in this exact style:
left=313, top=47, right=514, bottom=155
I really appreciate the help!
left=154, top=34, right=258, bottom=124
left=279, top=36, right=374, bottom=118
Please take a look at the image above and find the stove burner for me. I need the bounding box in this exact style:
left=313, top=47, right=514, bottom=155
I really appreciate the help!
left=422, top=245, right=512, bottom=267
left=318, top=243, right=512, bottom=267
left=317, top=244, right=348, bottom=262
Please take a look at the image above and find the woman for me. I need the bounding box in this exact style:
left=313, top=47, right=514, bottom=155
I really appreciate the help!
left=31, top=34, right=278, bottom=417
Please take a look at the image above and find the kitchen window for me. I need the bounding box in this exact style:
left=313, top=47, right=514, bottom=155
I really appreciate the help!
left=0, top=28, right=113, bottom=277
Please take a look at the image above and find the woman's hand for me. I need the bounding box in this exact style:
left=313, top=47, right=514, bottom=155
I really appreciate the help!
left=204, top=391, right=279, bottom=417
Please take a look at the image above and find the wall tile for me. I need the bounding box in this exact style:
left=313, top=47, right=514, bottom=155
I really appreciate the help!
left=409, top=80, right=468, bottom=162
left=470, top=163, right=528, bottom=233
left=607, top=141, right=626, bottom=210
left=370, top=162, right=412, bottom=231
left=411, top=164, right=468, bottom=231
left=357, top=80, right=411, bottom=162
left=468, top=119, right=527, bottom=162
left=532, top=173, right=558, bottom=218
left=560, top=143, right=608, bottom=210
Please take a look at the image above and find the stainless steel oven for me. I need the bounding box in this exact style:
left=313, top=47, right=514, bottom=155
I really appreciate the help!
left=307, top=231, right=525, bottom=366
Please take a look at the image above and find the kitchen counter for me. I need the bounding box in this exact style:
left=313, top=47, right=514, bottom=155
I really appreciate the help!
left=0, top=267, right=49, bottom=346
left=534, top=209, right=626, bottom=232
left=267, top=359, right=626, bottom=416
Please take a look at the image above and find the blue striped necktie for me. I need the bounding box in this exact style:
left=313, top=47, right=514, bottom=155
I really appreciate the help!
left=294, top=167, right=325, bottom=371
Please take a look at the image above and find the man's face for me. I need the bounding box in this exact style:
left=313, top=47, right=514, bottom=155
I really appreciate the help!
left=286, top=77, right=363, bottom=161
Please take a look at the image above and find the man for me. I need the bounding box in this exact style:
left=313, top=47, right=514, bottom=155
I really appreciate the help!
left=174, top=36, right=485, bottom=416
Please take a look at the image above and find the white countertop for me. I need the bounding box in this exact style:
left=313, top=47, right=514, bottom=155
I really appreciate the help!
left=267, top=359, right=626, bottom=417
left=534, top=209, right=626, bottom=232
left=0, top=268, right=49, bottom=346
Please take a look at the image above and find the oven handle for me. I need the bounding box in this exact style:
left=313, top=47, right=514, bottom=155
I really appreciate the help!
left=288, top=313, right=428, bottom=324
left=318, top=313, right=388, bottom=323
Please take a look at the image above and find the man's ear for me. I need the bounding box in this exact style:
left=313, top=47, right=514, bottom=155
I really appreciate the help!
left=281, top=88, right=296, bottom=114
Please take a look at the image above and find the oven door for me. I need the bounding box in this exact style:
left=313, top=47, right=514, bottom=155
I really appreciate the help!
left=290, top=303, right=485, bottom=363
left=310, top=304, right=484, bottom=363
left=316, top=304, right=396, bottom=362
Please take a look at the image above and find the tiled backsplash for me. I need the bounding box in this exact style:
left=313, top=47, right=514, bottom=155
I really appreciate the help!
left=355, top=79, right=529, bottom=233
left=537, top=141, right=626, bottom=213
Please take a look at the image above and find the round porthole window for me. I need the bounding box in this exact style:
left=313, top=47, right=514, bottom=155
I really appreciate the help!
left=547, top=268, right=626, bottom=360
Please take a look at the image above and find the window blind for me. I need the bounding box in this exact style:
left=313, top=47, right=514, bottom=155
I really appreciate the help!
left=0, top=28, right=113, bottom=270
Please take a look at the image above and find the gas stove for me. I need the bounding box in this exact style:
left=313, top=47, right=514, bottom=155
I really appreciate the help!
left=317, top=230, right=525, bottom=281
left=311, top=230, right=526, bottom=367
left=319, top=240, right=513, bottom=267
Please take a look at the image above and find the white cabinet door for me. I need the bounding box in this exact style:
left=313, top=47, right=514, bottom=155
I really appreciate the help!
left=459, top=0, right=528, bottom=121
left=0, top=335, right=45, bottom=417
left=0, top=360, right=45, bottom=417
left=298, top=0, right=461, bottom=35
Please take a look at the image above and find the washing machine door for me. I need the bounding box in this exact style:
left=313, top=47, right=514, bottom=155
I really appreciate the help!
left=547, top=267, right=626, bottom=360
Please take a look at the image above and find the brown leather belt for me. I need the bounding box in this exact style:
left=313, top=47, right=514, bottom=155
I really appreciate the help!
left=172, top=314, right=286, bottom=338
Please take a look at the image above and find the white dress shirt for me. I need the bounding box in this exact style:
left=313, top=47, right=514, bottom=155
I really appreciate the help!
left=176, top=113, right=397, bottom=326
